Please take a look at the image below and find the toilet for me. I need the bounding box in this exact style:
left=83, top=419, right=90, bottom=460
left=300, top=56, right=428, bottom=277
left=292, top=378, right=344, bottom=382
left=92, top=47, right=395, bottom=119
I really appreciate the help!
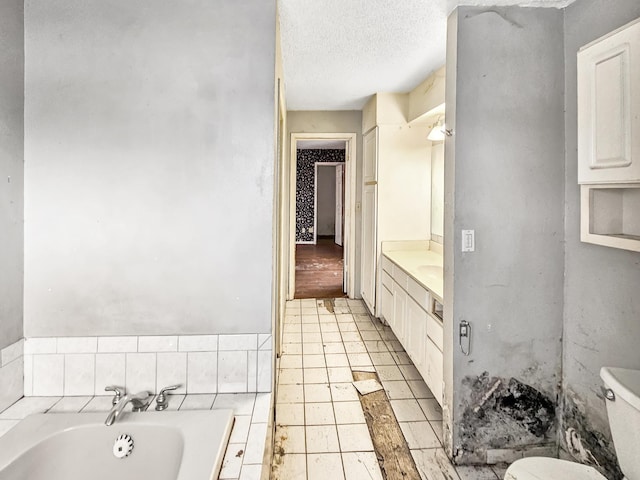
left=505, top=366, right=640, bottom=480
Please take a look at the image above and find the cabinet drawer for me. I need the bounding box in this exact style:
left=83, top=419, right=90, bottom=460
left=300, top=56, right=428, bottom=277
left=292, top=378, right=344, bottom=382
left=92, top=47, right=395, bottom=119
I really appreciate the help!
left=381, top=270, right=393, bottom=290
left=427, top=315, right=443, bottom=351
left=407, top=277, right=429, bottom=310
left=393, top=267, right=409, bottom=291
left=381, top=255, right=394, bottom=274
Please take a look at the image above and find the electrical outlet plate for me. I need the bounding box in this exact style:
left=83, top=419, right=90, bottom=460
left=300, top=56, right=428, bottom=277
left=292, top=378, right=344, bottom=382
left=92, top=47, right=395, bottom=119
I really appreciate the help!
left=461, top=230, right=475, bottom=252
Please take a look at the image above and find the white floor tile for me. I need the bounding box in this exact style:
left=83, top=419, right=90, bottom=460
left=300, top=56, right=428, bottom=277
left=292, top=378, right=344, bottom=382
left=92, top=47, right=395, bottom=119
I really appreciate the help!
left=347, top=353, right=373, bottom=367
left=277, top=384, right=304, bottom=404
left=305, top=402, right=335, bottom=425
left=359, top=330, right=382, bottom=341
left=325, top=354, right=350, bottom=367
left=327, top=367, right=353, bottom=383
left=275, top=425, right=306, bottom=453
left=391, top=351, right=412, bottom=365
left=282, top=343, right=303, bottom=355
left=330, top=383, right=359, bottom=402
left=390, top=399, right=427, bottom=422
left=304, top=368, right=329, bottom=384
left=411, top=448, right=460, bottom=480
left=306, top=425, right=340, bottom=453
left=456, top=465, right=500, bottom=480
left=303, top=343, right=324, bottom=355
left=418, top=398, right=443, bottom=420
left=307, top=453, right=345, bottom=480
left=375, top=365, right=404, bottom=381
left=337, top=423, right=375, bottom=452
left=304, top=384, right=332, bottom=403
left=239, top=464, right=262, bottom=480
left=407, top=380, right=434, bottom=399
left=272, top=453, right=306, bottom=480
left=342, top=451, right=383, bottom=480
left=303, top=355, right=326, bottom=368
left=320, top=323, right=340, bottom=332
left=399, top=421, right=440, bottom=449
left=340, top=332, right=363, bottom=343
left=283, top=333, right=302, bottom=344
left=431, top=420, right=444, bottom=443
left=364, top=340, right=390, bottom=352
left=243, top=422, right=268, bottom=464
left=276, top=403, right=305, bottom=426
left=338, top=323, right=358, bottom=332
left=323, top=332, right=345, bottom=344
left=343, top=342, right=367, bottom=353
left=370, top=351, right=396, bottom=365
left=280, top=355, right=303, bottom=369
left=279, top=368, right=303, bottom=385
left=323, top=342, right=346, bottom=354
left=302, top=324, right=321, bottom=333
left=333, top=401, right=366, bottom=424
left=399, top=364, right=422, bottom=380
left=303, top=333, right=322, bottom=344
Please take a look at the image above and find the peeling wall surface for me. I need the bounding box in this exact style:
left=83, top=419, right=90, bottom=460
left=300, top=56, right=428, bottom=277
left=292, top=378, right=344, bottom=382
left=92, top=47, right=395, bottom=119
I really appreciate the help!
left=0, top=0, right=24, bottom=350
left=446, top=6, right=565, bottom=463
left=24, top=0, right=277, bottom=336
left=562, top=1, right=640, bottom=478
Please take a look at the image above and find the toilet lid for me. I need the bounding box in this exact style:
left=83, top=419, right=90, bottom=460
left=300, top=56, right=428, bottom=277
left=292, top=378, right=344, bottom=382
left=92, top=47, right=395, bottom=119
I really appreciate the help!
left=505, top=457, right=608, bottom=480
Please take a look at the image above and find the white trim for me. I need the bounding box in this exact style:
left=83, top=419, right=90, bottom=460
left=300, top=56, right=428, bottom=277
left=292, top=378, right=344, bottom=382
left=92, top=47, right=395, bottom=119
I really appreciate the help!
left=313, top=162, right=343, bottom=245
left=289, top=133, right=357, bottom=299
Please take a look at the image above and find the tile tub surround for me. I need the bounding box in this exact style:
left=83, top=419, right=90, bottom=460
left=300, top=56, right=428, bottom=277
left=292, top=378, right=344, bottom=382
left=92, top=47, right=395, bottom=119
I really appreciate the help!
left=0, top=392, right=271, bottom=480
left=23, top=334, right=273, bottom=397
left=0, top=339, right=24, bottom=413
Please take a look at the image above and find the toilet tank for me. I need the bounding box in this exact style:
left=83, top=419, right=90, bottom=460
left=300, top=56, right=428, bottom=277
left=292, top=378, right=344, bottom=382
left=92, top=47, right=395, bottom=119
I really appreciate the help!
left=600, top=367, right=640, bottom=480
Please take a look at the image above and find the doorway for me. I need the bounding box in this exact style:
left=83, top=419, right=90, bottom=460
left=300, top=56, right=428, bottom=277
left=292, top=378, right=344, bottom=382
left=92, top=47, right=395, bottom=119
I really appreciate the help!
left=288, top=134, right=356, bottom=300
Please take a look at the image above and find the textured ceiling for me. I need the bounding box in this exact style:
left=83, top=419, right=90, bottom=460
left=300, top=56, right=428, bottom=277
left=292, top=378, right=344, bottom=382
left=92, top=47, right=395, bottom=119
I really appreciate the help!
left=279, top=0, right=576, bottom=111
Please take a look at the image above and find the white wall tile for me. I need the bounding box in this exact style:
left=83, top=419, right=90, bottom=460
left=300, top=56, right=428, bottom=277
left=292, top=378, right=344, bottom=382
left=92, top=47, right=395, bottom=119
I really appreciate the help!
left=1, top=339, right=24, bottom=366
left=24, top=338, right=56, bottom=354
left=32, top=354, right=64, bottom=396
left=95, top=353, right=126, bottom=395
left=23, top=355, right=33, bottom=396
left=258, top=334, right=272, bottom=351
left=178, top=335, right=218, bottom=352
left=157, top=352, right=187, bottom=394
left=57, top=337, right=97, bottom=354
left=247, top=350, right=257, bottom=393
left=257, top=350, right=272, bottom=393
left=243, top=422, right=268, bottom=464
left=187, top=352, right=217, bottom=394
left=125, top=353, right=156, bottom=393
left=0, top=357, right=23, bottom=412
left=138, top=336, right=178, bottom=353
left=218, top=351, right=248, bottom=393
left=219, top=334, right=257, bottom=351
left=64, top=354, right=96, bottom=396
left=98, top=336, right=138, bottom=353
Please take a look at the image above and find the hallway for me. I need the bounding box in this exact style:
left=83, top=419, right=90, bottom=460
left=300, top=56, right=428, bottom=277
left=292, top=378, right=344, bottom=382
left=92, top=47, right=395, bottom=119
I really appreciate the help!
left=294, top=238, right=346, bottom=299
left=272, top=298, right=507, bottom=480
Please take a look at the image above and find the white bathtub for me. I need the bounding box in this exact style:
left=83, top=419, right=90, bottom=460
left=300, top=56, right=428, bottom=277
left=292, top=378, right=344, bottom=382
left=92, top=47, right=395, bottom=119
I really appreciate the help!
left=0, top=409, right=234, bottom=480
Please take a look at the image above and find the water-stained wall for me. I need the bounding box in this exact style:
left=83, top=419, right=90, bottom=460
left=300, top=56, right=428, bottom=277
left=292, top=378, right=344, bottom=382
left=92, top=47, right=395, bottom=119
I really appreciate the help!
left=444, top=6, right=565, bottom=463
left=561, top=2, right=640, bottom=479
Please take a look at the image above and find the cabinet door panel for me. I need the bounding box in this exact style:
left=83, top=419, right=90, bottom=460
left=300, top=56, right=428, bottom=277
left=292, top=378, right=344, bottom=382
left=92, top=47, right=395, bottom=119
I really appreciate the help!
left=406, top=296, right=427, bottom=376
left=361, top=185, right=377, bottom=313
left=363, top=127, right=378, bottom=183
left=380, top=285, right=394, bottom=326
left=425, top=338, right=443, bottom=406
left=392, top=283, right=407, bottom=345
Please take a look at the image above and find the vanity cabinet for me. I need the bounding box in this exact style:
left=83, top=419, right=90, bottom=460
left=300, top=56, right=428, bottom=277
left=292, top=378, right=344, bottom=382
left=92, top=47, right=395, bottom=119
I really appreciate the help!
left=380, top=254, right=443, bottom=405
left=578, top=17, right=640, bottom=184
left=578, top=18, right=640, bottom=252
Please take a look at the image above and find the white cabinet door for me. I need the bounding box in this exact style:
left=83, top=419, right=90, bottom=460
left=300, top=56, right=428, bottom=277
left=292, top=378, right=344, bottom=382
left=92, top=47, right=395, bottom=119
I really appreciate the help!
left=380, top=285, right=394, bottom=326
left=363, top=127, right=378, bottom=183
left=361, top=128, right=379, bottom=314
left=406, top=296, right=428, bottom=377
left=425, top=338, right=444, bottom=406
left=578, top=18, right=640, bottom=184
left=392, top=282, right=407, bottom=346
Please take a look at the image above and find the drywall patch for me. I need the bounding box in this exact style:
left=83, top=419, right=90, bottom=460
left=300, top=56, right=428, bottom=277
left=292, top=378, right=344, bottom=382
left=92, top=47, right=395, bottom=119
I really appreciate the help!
left=454, top=372, right=555, bottom=463
left=561, top=392, right=621, bottom=480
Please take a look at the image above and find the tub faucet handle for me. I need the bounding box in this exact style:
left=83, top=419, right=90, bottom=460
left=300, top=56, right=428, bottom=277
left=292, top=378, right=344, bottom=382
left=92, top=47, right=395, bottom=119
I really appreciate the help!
left=105, top=385, right=126, bottom=406
left=155, top=384, right=182, bottom=411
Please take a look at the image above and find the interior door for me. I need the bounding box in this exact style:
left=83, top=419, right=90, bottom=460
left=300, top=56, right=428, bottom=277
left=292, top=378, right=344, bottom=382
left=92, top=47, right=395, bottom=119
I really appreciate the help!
left=335, top=164, right=344, bottom=246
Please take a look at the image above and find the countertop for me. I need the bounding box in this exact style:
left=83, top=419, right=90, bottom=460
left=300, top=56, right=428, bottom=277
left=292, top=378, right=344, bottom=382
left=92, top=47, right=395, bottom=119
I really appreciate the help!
left=382, top=244, right=444, bottom=301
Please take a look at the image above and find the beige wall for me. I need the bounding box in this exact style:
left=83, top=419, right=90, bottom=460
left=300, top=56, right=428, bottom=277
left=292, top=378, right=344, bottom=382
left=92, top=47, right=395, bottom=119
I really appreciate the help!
left=287, top=111, right=363, bottom=297
left=0, top=0, right=24, bottom=350
left=24, top=0, right=277, bottom=337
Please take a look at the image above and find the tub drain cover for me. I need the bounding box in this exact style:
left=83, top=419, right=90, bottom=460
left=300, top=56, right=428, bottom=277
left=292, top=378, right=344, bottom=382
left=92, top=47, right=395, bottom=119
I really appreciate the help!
left=113, top=434, right=134, bottom=459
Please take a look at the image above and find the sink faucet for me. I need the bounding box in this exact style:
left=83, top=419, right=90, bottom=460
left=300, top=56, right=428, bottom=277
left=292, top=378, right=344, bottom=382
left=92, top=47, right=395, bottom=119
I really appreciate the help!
left=104, top=391, right=151, bottom=426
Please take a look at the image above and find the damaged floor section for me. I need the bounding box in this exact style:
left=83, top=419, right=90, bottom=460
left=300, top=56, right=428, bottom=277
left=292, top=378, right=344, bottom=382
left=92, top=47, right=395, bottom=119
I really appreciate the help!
left=268, top=298, right=508, bottom=480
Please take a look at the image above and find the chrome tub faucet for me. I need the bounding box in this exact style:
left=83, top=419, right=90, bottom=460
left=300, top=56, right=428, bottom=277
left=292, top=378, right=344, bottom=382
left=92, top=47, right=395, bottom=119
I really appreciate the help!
left=104, top=391, right=152, bottom=426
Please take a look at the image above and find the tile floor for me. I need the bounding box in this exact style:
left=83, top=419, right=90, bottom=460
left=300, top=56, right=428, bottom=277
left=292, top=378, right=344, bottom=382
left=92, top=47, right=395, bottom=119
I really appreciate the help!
left=0, top=391, right=271, bottom=480
left=273, top=298, right=507, bottom=480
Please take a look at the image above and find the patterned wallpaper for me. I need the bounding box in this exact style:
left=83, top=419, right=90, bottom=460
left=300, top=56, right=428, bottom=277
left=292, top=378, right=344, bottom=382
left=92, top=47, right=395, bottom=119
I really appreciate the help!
left=296, top=149, right=345, bottom=242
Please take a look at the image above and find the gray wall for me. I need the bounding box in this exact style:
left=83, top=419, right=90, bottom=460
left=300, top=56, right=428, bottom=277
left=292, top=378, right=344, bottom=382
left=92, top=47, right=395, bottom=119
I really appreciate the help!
left=562, top=2, right=640, bottom=478
left=287, top=111, right=363, bottom=296
left=24, top=0, right=276, bottom=337
left=0, top=0, right=24, bottom=350
left=445, top=6, right=565, bottom=463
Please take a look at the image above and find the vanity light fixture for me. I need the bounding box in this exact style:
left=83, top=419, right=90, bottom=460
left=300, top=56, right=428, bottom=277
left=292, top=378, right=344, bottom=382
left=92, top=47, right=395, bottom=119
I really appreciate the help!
left=428, top=117, right=446, bottom=141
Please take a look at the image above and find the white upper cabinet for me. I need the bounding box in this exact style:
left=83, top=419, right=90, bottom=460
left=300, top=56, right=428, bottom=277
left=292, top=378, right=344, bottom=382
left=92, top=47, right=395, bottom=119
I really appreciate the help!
left=578, top=18, right=640, bottom=184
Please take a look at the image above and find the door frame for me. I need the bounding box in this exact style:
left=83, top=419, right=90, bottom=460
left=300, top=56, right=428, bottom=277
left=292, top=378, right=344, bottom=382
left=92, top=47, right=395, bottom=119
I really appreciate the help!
left=313, top=162, right=344, bottom=245
left=288, top=133, right=357, bottom=299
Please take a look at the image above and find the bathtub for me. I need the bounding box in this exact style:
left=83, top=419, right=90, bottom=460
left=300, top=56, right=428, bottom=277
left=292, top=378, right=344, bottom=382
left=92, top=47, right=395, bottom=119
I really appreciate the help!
left=0, top=409, right=234, bottom=480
